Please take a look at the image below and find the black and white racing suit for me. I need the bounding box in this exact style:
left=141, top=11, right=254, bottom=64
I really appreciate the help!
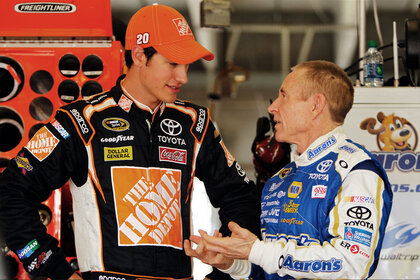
left=0, top=76, right=261, bottom=279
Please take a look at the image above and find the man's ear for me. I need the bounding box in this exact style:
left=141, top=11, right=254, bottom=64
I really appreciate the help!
left=131, top=45, right=146, bottom=66
left=312, top=93, right=327, bottom=116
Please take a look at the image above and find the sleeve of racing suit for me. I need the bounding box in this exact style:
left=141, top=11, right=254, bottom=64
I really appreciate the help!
left=0, top=110, right=87, bottom=279
left=195, top=120, right=261, bottom=279
left=246, top=160, right=392, bottom=279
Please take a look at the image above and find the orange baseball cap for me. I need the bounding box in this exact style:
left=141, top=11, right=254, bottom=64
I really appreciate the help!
left=125, top=4, right=214, bottom=64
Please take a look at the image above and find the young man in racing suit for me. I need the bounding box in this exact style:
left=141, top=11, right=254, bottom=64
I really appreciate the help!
left=0, top=4, right=261, bottom=280
left=185, top=60, right=393, bottom=279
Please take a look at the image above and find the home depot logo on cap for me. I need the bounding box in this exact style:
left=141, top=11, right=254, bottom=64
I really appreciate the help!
left=125, top=4, right=214, bottom=64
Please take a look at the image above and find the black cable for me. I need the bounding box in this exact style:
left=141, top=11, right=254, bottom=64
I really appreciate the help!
left=344, top=40, right=406, bottom=73
left=347, top=55, right=404, bottom=77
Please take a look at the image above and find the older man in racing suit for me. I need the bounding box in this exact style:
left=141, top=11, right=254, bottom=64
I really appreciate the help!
left=184, top=60, right=392, bottom=280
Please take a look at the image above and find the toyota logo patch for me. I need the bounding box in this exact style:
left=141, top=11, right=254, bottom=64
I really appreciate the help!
left=160, top=119, right=182, bottom=136
left=347, top=206, right=371, bottom=220
left=316, top=160, right=333, bottom=173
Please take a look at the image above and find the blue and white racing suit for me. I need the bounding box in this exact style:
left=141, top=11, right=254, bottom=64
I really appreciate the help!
left=223, top=126, right=393, bottom=279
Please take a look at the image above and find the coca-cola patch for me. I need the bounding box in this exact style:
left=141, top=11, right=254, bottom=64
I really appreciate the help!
left=159, top=146, right=187, bottom=165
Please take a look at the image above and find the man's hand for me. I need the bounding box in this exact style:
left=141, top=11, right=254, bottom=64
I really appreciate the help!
left=200, top=221, right=258, bottom=260
left=184, top=229, right=234, bottom=270
left=184, top=221, right=258, bottom=270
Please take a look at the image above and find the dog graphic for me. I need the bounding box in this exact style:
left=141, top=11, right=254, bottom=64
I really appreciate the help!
left=360, top=112, right=413, bottom=151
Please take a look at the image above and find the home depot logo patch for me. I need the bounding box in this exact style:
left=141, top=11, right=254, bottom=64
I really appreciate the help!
left=25, top=126, right=59, bottom=161
left=111, top=167, right=182, bottom=248
left=118, top=94, right=133, bottom=112
left=172, top=18, right=192, bottom=36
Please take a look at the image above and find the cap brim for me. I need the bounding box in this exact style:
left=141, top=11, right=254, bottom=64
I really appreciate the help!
left=154, top=39, right=215, bottom=64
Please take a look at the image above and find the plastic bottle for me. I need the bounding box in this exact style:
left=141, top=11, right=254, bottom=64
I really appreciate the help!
left=363, top=40, right=384, bottom=87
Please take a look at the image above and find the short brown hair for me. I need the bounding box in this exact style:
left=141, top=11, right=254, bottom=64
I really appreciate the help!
left=293, top=60, right=354, bottom=124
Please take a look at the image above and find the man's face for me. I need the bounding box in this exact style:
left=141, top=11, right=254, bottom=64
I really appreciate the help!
left=268, top=69, right=314, bottom=145
left=138, top=52, right=189, bottom=106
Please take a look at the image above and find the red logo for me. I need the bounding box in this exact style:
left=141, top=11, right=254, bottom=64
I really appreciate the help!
left=159, top=147, right=187, bottom=165
left=350, top=244, right=359, bottom=254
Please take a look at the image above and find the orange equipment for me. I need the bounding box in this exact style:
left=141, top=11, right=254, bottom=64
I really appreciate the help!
left=0, top=1, right=125, bottom=278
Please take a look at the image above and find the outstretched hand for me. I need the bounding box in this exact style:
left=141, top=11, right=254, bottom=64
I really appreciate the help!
left=202, top=221, right=258, bottom=260
left=184, top=229, right=233, bottom=270
left=184, top=221, right=258, bottom=270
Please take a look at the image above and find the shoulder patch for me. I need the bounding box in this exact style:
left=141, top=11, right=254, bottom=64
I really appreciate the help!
left=25, top=126, right=59, bottom=161
left=59, top=100, right=93, bottom=143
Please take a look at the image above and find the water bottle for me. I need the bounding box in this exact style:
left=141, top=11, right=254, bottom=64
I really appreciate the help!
left=363, top=40, right=384, bottom=87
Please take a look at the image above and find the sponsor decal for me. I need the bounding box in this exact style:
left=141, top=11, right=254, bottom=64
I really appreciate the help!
left=104, top=146, right=133, bottom=161
left=102, top=118, right=129, bottom=132
left=220, top=140, right=235, bottom=167
left=15, top=3, right=76, bottom=13
left=308, top=173, right=329, bottom=181
left=347, top=206, right=371, bottom=220
left=196, top=108, right=206, bottom=133
left=280, top=217, right=304, bottom=226
left=172, top=18, right=192, bottom=36
left=279, top=254, right=342, bottom=273
left=344, top=196, right=375, bottom=204
left=51, top=120, right=69, bottom=139
left=311, top=185, right=327, bottom=198
left=99, top=276, right=127, bottom=280
left=344, top=220, right=374, bottom=230
left=101, top=135, right=134, bottom=143
left=382, top=223, right=420, bottom=249
left=263, top=190, right=285, bottom=201
left=288, top=181, right=302, bottom=198
left=17, top=239, right=39, bottom=260
left=159, top=146, right=187, bottom=164
left=118, top=95, right=133, bottom=112
left=316, top=160, right=333, bottom=173
left=339, top=160, right=348, bottom=168
left=160, top=119, right=182, bottom=136
left=157, top=135, right=186, bottom=146
left=270, top=234, right=318, bottom=246
left=136, top=32, right=150, bottom=45
left=344, top=227, right=372, bottom=247
left=27, top=250, right=52, bottom=272
left=283, top=200, right=300, bottom=213
left=338, top=145, right=356, bottom=153
left=70, top=109, right=89, bottom=134
left=265, top=200, right=280, bottom=206
left=111, top=167, right=182, bottom=248
left=279, top=167, right=291, bottom=178
left=25, top=126, right=59, bottom=161
left=14, top=153, right=33, bottom=175
left=269, top=181, right=282, bottom=192
left=268, top=208, right=280, bottom=216
left=340, top=241, right=370, bottom=258
left=278, top=190, right=286, bottom=199
left=307, top=136, right=336, bottom=160
left=235, top=162, right=250, bottom=183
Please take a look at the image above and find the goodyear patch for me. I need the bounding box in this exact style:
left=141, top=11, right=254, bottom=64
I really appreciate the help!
left=102, top=118, right=129, bottom=132
left=17, top=239, right=39, bottom=260
left=104, top=146, right=133, bottom=161
left=14, top=154, right=33, bottom=175
left=25, top=126, right=59, bottom=161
